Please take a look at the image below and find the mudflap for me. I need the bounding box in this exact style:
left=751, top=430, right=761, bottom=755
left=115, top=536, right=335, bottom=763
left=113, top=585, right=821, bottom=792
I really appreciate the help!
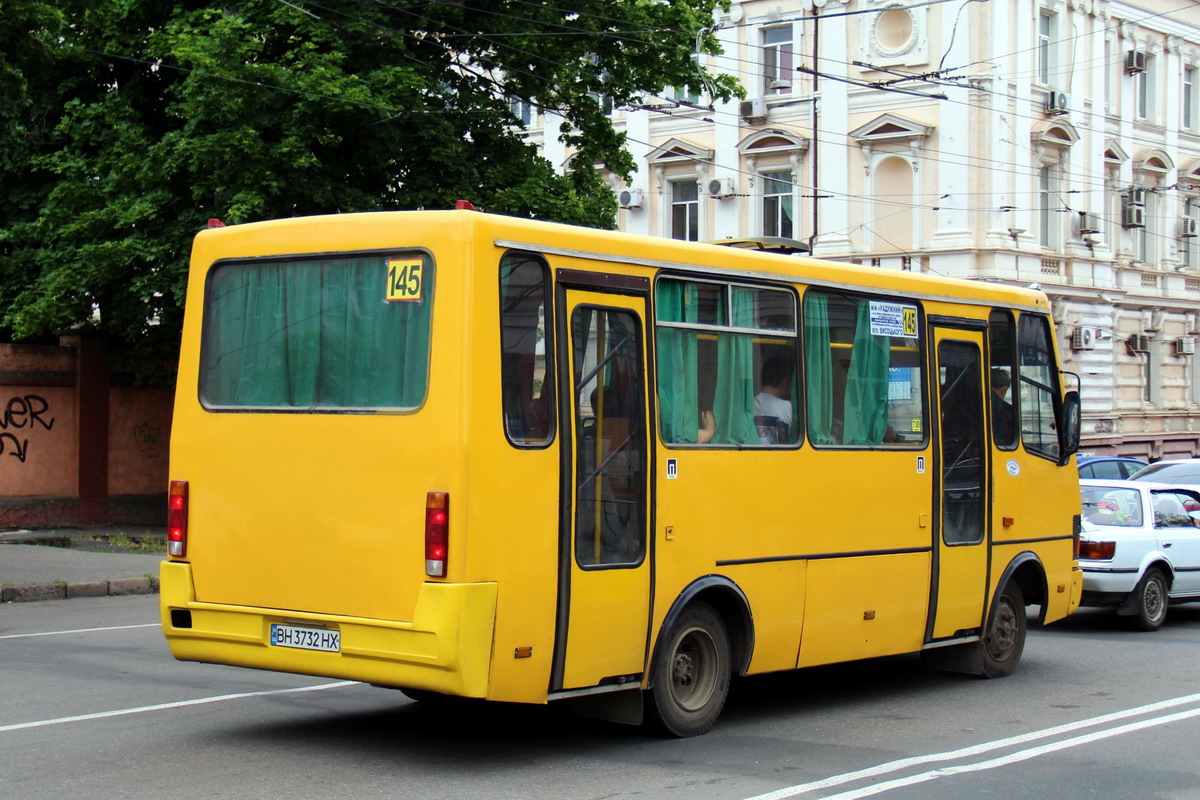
left=563, top=689, right=645, bottom=727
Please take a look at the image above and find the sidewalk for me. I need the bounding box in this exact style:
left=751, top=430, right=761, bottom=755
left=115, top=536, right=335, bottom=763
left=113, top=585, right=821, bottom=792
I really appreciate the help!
left=0, top=526, right=166, bottom=603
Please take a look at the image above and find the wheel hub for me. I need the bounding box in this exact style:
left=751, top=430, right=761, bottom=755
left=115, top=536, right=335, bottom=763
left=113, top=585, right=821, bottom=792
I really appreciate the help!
left=986, top=599, right=1017, bottom=661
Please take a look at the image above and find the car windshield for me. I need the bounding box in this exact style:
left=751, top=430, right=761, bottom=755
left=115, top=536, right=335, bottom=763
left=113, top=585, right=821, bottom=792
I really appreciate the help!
left=1081, top=486, right=1144, bottom=527
left=1129, top=462, right=1200, bottom=484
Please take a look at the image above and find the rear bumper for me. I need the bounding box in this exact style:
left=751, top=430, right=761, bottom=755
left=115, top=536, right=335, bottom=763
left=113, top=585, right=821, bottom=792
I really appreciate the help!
left=159, top=561, right=497, bottom=697
left=1080, top=565, right=1140, bottom=596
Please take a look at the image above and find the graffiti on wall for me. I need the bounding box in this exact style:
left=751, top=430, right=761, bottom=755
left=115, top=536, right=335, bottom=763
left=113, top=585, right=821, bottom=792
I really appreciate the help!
left=134, top=422, right=162, bottom=458
left=1, top=394, right=56, bottom=463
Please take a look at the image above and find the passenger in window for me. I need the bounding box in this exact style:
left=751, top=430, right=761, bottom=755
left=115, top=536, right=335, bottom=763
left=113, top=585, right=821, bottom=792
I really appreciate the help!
left=754, top=356, right=794, bottom=425
left=698, top=409, right=716, bottom=444
left=754, top=355, right=793, bottom=444
left=991, top=368, right=1015, bottom=445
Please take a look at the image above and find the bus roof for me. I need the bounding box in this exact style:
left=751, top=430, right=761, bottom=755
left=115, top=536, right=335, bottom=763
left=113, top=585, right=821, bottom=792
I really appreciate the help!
left=193, top=209, right=1052, bottom=313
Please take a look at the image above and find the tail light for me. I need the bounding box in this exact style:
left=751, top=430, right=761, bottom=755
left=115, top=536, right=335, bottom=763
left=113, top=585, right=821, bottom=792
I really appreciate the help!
left=425, top=491, right=449, bottom=577
left=1079, top=539, right=1115, bottom=560
left=1072, top=513, right=1082, bottom=560
left=168, top=480, right=188, bottom=557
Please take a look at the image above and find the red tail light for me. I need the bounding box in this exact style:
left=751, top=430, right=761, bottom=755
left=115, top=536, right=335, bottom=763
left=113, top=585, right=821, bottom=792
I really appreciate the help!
left=1079, top=540, right=1116, bottom=560
left=168, top=480, right=188, bottom=557
left=425, top=491, right=449, bottom=577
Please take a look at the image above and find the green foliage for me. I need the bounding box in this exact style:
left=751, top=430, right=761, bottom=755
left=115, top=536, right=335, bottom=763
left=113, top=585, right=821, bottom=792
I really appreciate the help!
left=0, top=0, right=738, bottom=379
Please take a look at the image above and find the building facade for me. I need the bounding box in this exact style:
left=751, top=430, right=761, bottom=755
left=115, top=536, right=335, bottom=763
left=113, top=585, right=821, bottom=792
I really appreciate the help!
left=526, top=0, right=1200, bottom=460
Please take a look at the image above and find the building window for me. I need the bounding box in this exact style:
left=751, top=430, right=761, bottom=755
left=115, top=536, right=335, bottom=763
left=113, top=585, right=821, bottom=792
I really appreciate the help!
left=1137, top=191, right=1159, bottom=264
left=1143, top=340, right=1162, bottom=404
left=1037, top=10, right=1056, bottom=86
left=1184, top=198, right=1200, bottom=269
left=1185, top=66, right=1198, bottom=129
left=1137, top=54, right=1156, bottom=121
left=509, top=98, right=534, bottom=127
left=1038, top=165, right=1061, bottom=250
left=671, top=180, right=699, bottom=241
left=670, top=53, right=702, bottom=105
left=1104, top=37, right=1115, bottom=111
left=762, top=26, right=794, bottom=95
left=762, top=170, right=794, bottom=238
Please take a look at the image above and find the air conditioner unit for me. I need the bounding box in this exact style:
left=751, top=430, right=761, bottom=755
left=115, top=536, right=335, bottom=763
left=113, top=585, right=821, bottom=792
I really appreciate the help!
left=1078, top=212, right=1101, bottom=235
left=617, top=188, right=643, bottom=209
left=1123, top=203, right=1146, bottom=228
left=1125, top=50, right=1147, bottom=74
left=1045, top=91, right=1069, bottom=115
left=1072, top=326, right=1097, bottom=351
left=707, top=177, right=736, bottom=198
left=1127, top=187, right=1147, bottom=206
left=1128, top=334, right=1152, bottom=353
left=739, top=97, right=768, bottom=123
left=1176, top=337, right=1197, bottom=356
left=1181, top=217, right=1199, bottom=238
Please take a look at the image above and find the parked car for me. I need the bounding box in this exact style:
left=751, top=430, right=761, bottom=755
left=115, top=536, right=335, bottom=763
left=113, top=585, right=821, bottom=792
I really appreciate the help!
left=1077, top=455, right=1149, bottom=480
left=1078, top=479, right=1200, bottom=630
left=1128, top=458, right=1200, bottom=486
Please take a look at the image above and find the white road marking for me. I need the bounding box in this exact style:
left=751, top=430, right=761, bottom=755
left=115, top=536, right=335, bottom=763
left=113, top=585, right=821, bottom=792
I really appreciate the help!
left=816, top=706, right=1200, bottom=799
left=0, top=623, right=160, bottom=640
left=0, top=681, right=355, bottom=733
left=741, top=691, right=1200, bottom=800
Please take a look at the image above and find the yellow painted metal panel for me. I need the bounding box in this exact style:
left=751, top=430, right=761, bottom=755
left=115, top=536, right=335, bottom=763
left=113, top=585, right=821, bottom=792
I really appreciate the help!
left=799, top=553, right=931, bottom=667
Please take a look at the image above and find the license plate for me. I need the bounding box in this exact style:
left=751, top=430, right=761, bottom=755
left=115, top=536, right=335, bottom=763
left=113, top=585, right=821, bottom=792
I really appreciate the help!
left=270, top=623, right=340, bottom=653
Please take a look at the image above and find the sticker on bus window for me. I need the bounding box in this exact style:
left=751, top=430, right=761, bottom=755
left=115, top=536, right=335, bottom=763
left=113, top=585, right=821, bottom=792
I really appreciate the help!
left=868, top=301, right=919, bottom=337
left=386, top=258, right=424, bottom=302
left=910, top=418, right=922, bottom=432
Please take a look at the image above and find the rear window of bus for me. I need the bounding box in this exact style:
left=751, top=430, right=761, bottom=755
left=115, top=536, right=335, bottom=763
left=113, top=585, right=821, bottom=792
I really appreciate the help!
left=199, top=252, right=434, bottom=410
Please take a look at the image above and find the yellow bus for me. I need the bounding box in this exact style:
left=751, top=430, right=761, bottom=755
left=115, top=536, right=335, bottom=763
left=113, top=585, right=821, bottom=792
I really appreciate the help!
left=161, top=208, right=1083, bottom=737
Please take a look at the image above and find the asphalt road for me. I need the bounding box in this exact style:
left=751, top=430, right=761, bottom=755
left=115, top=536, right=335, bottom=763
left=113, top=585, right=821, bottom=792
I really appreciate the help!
left=3, top=596, right=1200, bottom=800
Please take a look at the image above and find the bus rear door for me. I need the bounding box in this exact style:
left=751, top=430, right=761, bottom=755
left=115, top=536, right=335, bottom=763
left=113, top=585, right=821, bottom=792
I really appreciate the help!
left=552, top=280, right=652, bottom=693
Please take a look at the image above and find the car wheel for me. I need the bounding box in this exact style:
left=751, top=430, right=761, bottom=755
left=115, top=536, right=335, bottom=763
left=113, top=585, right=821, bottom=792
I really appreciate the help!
left=981, top=582, right=1026, bottom=678
left=646, top=602, right=731, bottom=738
left=1131, top=567, right=1169, bottom=631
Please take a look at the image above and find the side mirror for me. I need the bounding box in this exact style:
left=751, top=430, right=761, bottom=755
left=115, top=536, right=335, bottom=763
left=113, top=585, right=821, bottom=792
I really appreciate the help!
left=1058, top=390, right=1082, bottom=464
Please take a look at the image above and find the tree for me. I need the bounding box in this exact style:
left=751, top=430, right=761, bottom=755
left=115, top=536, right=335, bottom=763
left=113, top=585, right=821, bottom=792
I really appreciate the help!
left=0, top=0, right=739, bottom=379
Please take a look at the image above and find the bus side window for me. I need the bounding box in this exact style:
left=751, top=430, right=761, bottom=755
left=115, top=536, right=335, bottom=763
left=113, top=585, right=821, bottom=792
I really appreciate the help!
left=500, top=253, right=553, bottom=445
left=1016, top=314, right=1061, bottom=460
left=988, top=309, right=1018, bottom=449
left=803, top=291, right=925, bottom=447
left=655, top=278, right=799, bottom=447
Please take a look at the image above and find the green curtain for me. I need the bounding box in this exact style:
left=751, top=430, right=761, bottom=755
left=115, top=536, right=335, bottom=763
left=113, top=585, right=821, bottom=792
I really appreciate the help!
left=712, top=287, right=759, bottom=444
left=842, top=301, right=891, bottom=444
left=655, top=281, right=701, bottom=442
left=803, top=292, right=835, bottom=444
left=203, top=256, right=433, bottom=408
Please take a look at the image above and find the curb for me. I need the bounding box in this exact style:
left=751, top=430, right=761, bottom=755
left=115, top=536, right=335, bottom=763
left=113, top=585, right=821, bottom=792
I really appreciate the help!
left=2, top=577, right=159, bottom=604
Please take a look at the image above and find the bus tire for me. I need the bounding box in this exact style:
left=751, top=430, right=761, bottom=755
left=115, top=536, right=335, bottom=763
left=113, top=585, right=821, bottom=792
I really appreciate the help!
left=981, top=582, right=1026, bottom=678
left=646, top=602, right=731, bottom=738
left=1131, top=567, right=1169, bottom=631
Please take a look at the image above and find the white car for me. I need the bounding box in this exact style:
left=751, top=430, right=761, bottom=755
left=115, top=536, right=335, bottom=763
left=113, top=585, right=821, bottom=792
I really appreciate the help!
left=1078, top=479, right=1200, bottom=630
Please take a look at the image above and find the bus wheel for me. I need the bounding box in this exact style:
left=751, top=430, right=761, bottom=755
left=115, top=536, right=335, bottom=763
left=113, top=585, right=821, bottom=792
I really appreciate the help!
left=647, top=602, right=731, bottom=737
left=981, top=582, right=1026, bottom=678
left=1131, top=568, right=1168, bottom=631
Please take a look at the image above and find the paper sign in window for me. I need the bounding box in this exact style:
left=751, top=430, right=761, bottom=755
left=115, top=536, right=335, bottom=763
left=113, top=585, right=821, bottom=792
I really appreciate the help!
left=386, top=258, right=424, bottom=302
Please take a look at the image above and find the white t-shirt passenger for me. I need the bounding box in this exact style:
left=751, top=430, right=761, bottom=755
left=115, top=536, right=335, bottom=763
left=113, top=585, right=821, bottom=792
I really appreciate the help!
left=754, top=392, right=792, bottom=425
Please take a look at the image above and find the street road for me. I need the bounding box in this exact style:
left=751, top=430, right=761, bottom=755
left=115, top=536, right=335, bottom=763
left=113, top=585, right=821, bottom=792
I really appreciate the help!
left=3, top=595, right=1200, bottom=800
